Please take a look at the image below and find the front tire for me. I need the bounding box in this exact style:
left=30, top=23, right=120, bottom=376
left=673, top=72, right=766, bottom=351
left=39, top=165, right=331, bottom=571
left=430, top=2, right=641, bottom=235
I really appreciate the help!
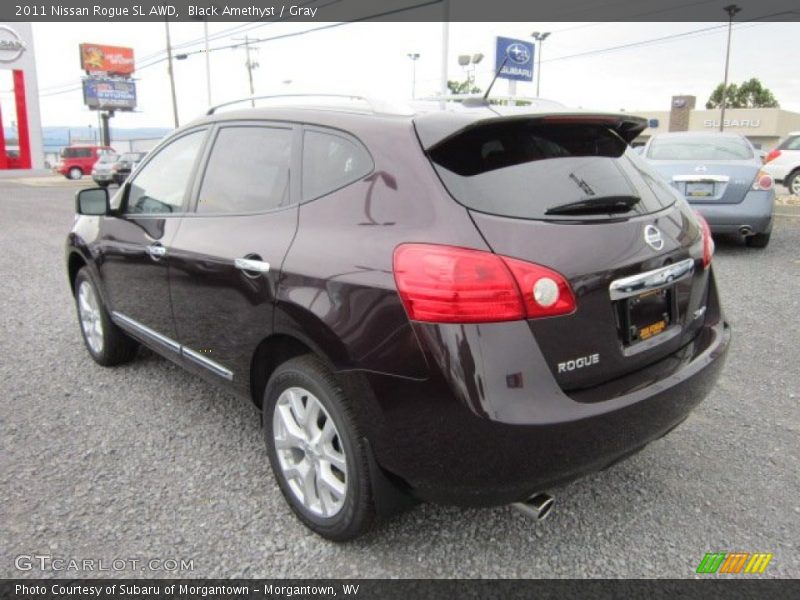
left=263, top=355, right=375, bottom=541
left=746, top=232, right=771, bottom=248
left=74, top=268, right=138, bottom=366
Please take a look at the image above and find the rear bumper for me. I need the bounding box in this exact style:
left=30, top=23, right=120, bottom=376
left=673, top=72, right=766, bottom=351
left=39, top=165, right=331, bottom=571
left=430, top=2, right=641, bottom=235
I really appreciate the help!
left=92, top=173, right=114, bottom=182
left=355, top=284, right=730, bottom=507
left=691, top=190, right=774, bottom=234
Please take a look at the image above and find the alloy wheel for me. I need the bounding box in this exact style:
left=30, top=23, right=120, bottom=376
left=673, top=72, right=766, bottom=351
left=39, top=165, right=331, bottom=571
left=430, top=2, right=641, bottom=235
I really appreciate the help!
left=78, top=280, right=104, bottom=354
left=272, top=386, right=348, bottom=517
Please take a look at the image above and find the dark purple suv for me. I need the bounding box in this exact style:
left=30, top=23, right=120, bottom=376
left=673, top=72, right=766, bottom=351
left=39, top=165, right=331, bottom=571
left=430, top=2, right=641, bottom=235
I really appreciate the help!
left=66, top=97, right=730, bottom=540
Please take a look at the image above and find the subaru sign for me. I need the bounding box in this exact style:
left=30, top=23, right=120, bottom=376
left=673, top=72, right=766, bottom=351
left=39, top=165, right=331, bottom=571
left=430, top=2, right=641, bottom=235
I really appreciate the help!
left=495, top=36, right=534, bottom=82
left=82, top=78, right=137, bottom=111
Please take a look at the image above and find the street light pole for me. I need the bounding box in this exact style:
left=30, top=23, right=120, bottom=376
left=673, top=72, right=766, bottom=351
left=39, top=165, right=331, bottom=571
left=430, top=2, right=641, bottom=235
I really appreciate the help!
left=531, top=31, right=551, bottom=98
left=164, top=19, right=180, bottom=128
left=720, top=4, right=741, bottom=132
left=407, top=53, right=420, bottom=99
left=203, top=20, right=212, bottom=106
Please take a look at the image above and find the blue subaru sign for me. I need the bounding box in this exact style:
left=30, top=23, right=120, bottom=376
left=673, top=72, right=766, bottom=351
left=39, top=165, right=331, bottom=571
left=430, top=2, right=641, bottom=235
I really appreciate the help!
left=82, top=78, right=137, bottom=111
left=495, top=36, right=535, bottom=82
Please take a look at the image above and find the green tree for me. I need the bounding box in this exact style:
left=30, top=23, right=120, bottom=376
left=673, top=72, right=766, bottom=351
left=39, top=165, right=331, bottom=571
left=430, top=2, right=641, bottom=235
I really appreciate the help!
left=706, top=78, right=779, bottom=109
left=447, top=79, right=482, bottom=95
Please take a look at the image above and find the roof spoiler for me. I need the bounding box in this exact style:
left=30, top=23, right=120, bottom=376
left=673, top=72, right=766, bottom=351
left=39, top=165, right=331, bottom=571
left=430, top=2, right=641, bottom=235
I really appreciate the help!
left=416, top=112, right=649, bottom=150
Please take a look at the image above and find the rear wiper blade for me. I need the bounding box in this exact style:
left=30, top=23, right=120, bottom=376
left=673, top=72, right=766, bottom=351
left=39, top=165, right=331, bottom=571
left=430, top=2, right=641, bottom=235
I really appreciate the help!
left=545, top=195, right=641, bottom=216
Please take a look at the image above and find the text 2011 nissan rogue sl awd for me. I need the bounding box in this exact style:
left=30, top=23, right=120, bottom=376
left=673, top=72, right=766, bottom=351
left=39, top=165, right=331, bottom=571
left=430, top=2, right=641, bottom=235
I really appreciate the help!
left=66, top=97, right=730, bottom=540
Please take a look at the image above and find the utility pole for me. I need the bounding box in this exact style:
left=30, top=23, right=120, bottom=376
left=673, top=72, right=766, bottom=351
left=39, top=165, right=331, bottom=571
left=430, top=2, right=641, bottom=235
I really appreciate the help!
left=720, top=4, right=741, bottom=132
left=204, top=20, right=212, bottom=106
left=234, top=35, right=259, bottom=106
left=165, top=19, right=180, bottom=128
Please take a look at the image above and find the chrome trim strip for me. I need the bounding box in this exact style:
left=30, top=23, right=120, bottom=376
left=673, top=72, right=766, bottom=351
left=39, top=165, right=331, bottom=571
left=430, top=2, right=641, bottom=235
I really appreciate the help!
left=182, top=347, right=234, bottom=381
left=111, top=311, right=181, bottom=353
left=672, top=175, right=729, bottom=183
left=609, top=258, right=695, bottom=301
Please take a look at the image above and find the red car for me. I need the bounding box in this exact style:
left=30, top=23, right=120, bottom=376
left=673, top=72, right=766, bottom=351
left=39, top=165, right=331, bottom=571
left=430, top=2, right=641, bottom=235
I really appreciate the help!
left=55, top=145, right=115, bottom=180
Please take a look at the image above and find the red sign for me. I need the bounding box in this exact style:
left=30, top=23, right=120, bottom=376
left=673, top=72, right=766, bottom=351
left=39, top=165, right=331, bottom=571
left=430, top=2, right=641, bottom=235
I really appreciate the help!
left=79, top=43, right=135, bottom=75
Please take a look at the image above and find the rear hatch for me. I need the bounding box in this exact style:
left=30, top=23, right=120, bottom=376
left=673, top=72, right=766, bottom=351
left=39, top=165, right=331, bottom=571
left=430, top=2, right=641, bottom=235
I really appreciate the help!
left=415, top=113, right=712, bottom=393
left=644, top=134, right=760, bottom=204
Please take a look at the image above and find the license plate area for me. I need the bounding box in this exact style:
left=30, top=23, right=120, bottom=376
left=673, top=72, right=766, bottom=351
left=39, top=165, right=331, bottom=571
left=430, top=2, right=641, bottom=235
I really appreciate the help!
left=685, top=182, right=714, bottom=197
left=615, top=286, right=677, bottom=346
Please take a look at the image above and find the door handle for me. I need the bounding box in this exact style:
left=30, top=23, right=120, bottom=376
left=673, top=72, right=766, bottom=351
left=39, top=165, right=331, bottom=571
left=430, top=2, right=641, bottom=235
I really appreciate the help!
left=234, top=257, right=270, bottom=273
left=147, top=244, right=167, bottom=259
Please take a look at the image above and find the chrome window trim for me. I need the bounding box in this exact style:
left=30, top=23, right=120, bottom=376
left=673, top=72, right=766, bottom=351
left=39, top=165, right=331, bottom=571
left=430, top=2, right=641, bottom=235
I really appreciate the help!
left=609, top=258, right=695, bottom=301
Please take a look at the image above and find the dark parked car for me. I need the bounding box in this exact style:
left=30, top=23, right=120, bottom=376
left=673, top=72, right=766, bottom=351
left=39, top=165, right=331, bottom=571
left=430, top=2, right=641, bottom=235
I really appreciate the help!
left=643, top=132, right=775, bottom=247
left=112, top=151, right=147, bottom=184
left=66, top=97, right=730, bottom=540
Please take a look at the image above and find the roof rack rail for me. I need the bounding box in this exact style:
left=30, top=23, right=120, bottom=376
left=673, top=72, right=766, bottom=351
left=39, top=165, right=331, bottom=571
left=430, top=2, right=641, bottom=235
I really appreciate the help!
left=206, top=94, right=414, bottom=116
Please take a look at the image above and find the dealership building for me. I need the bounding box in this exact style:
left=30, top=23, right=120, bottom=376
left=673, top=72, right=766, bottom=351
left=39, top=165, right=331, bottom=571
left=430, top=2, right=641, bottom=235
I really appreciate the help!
left=0, top=22, right=44, bottom=170
left=632, top=95, right=800, bottom=149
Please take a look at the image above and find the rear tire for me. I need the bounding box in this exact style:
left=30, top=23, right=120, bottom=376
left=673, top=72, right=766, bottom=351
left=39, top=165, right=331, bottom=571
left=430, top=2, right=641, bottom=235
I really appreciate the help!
left=68, top=167, right=83, bottom=180
left=74, top=268, right=138, bottom=366
left=787, top=170, right=800, bottom=196
left=746, top=232, right=771, bottom=248
left=263, top=354, right=375, bottom=541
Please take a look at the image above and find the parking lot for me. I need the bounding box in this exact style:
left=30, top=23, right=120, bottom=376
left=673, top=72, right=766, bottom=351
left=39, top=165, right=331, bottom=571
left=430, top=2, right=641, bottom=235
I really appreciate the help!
left=1, top=176, right=798, bottom=579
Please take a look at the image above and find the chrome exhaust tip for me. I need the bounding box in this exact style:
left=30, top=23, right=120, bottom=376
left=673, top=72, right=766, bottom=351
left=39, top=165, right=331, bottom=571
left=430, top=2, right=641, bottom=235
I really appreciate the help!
left=512, top=493, right=555, bottom=521
left=739, top=226, right=753, bottom=236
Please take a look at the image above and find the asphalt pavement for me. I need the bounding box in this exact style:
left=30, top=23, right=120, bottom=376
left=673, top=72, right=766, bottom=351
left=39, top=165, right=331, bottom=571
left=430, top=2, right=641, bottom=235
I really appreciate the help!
left=1, top=177, right=798, bottom=578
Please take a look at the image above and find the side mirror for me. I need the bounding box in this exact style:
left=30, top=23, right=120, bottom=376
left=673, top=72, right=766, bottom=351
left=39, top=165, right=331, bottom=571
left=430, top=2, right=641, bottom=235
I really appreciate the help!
left=76, top=187, right=109, bottom=216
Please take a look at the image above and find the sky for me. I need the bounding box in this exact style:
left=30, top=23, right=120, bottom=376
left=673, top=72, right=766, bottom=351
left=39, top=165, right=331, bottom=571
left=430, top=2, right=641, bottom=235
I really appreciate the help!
left=1, top=19, right=798, bottom=130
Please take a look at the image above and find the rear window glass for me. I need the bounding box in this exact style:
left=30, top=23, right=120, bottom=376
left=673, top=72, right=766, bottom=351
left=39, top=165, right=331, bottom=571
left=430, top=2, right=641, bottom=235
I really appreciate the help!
left=426, top=121, right=675, bottom=220
left=647, top=136, right=753, bottom=160
left=61, top=147, right=92, bottom=158
left=778, top=136, right=800, bottom=151
left=120, top=152, right=144, bottom=162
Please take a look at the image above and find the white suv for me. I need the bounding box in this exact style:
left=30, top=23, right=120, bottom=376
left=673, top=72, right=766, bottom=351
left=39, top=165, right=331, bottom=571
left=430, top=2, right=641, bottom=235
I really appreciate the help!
left=763, top=132, right=800, bottom=195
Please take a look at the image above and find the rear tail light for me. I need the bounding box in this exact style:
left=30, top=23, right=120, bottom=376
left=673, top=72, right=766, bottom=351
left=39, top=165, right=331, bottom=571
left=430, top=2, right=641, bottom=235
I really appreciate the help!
left=392, top=244, right=575, bottom=323
left=764, top=149, right=781, bottom=163
left=695, top=212, right=714, bottom=269
left=752, top=170, right=774, bottom=191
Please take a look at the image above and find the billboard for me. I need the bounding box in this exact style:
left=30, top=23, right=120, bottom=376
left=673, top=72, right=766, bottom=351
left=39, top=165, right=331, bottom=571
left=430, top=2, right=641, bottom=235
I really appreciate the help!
left=82, top=78, right=137, bottom=111
left=495, top=37, right=535, bottom=82
left=79, top=43, right=135, bottom=75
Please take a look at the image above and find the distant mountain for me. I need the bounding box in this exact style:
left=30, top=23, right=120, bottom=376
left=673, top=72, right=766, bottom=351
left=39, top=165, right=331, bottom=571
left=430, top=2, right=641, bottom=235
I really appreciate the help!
left=39, top=126, right=172, bottom=148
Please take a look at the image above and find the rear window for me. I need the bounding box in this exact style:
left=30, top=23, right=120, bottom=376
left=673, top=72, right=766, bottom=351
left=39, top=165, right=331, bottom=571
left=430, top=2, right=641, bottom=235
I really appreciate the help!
left=427, top=121, right=675, bottom=220
left=778, top=135, right=800, bottom=151
left=647, top=136, right=753, bottom=160
left=120, top=152, right=145, bottom=162
left=61, top=147, right=92, bottom=158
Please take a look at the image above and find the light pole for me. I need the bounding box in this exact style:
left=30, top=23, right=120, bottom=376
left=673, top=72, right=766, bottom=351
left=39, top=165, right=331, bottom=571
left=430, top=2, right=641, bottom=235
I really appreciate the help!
left=719, top=4, right=741, bottom=132
left=164, top=19, right=180, bottom=128
left=531, top=31, right=551, bottom=98
left=407, top=53, right=420, bottom=99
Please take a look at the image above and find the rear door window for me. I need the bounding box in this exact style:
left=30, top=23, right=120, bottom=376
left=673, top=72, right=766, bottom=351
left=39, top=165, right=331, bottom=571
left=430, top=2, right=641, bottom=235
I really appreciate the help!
left=302, top=130, right=373, bottom=202
left=197, top=126, right=293, bottom=214
left=426, top=120, right=674, bottom=221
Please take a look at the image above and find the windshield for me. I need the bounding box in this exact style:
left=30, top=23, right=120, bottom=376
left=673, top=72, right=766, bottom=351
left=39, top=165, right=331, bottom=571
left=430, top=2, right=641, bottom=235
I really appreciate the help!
left=647, top=136, right=753, bottom=160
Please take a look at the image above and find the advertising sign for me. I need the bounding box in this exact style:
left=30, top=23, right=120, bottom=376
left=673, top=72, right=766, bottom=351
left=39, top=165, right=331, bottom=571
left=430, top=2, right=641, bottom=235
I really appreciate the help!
left=495, top=36, right=534, bottom=82
left=79, top=43, right=135, bottom=75
left=82, top=78, right=137, bottom=110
